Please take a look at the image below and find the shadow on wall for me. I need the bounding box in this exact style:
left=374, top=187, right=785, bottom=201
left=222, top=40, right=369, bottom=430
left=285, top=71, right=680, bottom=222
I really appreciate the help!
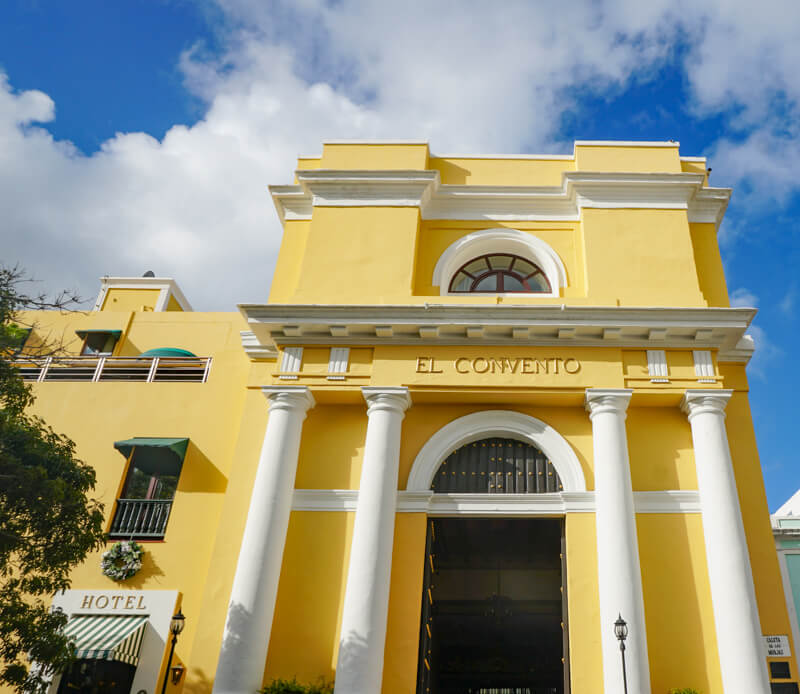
left=120, top=549, right=165, bottom=590
left=179, top=442, right=228, bottom=495
left=333, top=630, right=369, bottom=691
left=215, top=601, right=255, bottom=688
left=182, top=667, right=213, bottom=694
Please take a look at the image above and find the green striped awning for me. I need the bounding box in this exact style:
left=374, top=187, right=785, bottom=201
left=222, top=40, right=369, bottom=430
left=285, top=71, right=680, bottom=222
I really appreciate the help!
left=63, top=615, right=148, bottom=666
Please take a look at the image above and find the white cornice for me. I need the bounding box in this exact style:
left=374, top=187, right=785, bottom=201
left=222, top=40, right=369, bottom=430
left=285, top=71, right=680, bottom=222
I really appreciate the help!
left=294, top=169, right=438, bottom=209
left=239, top=304, right=756, bottom=363
left=290, top=489, right=701, bottom=514
left=94, top=276, right=193, bottom=312
left=239, top=331, right=279, bottom=360
left=270, top=169, right=730, bottom=227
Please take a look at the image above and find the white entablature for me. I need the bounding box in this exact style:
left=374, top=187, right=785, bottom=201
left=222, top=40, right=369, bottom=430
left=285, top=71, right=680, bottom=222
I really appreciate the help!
left=270, top=169, right=730, bottom=227
left=239, top=304, right=756, bottom=363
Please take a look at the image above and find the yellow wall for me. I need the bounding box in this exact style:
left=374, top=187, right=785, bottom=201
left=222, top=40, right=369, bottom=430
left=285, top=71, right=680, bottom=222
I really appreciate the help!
left=17, top=310, right=250, bottom=692
left=102, top=288, right=162, bottom=311
left=566, top=513, right=603, bottom=693
left=10, top=142, right=794, bottom=694
left=574, top=144, right=682, bottom=172
left=264, top=511, right=355, bottom=685
left=430, top=156, right=572, bottom=186
left=581, top=208, right=706, bottom=307
left=638, top=514, right=723, bottom=693
left=291, top=207, right=421, bottom=304
left=320, top=143, right=430, bottom=170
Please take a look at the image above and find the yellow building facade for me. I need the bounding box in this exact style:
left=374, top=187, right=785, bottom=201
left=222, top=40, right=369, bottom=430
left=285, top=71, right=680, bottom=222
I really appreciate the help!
left=10, top=141, right=797, bottom=694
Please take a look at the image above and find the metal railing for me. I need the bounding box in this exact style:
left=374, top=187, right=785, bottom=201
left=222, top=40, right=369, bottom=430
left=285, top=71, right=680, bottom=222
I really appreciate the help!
left=109, top=499, right=173, bottom=539
left=13, top=355, right=212, bottom=383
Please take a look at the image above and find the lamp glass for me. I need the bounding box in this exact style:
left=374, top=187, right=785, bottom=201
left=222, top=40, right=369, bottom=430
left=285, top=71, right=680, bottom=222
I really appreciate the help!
left=614, top=614, right=628, bottom=641
left=170, top=609, right=186, bottom=635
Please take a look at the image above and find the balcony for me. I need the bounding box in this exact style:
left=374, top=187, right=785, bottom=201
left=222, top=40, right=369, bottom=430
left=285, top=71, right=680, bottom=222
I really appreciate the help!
left=109, top=498, right=173, bottom=539
left=14, top=355, right=212, bottom=383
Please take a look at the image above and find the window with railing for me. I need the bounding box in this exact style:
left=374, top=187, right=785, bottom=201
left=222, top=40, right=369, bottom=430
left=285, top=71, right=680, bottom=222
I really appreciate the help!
left=13, top=355, right=211, bottom=383
left=109, top=438, right=188, bottom=540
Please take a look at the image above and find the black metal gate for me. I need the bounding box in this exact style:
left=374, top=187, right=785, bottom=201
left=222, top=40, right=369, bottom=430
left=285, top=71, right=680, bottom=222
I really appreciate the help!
left=430, top=438, right=563, bottom=494
left=417, top=437, right=569, bottom=694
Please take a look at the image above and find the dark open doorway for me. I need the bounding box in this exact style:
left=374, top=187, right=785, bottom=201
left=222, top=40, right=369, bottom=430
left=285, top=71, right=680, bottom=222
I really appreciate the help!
left=417, top=518, right=568, bottom=694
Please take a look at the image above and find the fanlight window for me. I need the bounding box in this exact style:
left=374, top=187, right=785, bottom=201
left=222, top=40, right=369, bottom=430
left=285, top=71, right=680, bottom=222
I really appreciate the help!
left=448, top=253, right=551, bottom=293
left=432, top=437, right=562, bottom=493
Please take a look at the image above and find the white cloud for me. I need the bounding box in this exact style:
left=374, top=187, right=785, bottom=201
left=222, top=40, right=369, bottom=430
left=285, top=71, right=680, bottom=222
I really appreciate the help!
left=730, top=287, right=759, bottom=308
left=780, top=287, right=795, bottom=315
left=2, top=0, right=799, bottom=308
left=746, top=323, right=783, bottom=380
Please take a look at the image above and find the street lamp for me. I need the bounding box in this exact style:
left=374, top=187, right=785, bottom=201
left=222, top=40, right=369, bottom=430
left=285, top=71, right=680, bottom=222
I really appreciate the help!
left=160, top=609, right=185, bottom=694
left=614, top=614, right=628, bottom=694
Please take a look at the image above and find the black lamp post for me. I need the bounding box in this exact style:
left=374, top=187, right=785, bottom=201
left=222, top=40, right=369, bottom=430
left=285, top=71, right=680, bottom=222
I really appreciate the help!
left=614, top=614, right=629, bottom=694
left=160, top=609, right=185, bottom=694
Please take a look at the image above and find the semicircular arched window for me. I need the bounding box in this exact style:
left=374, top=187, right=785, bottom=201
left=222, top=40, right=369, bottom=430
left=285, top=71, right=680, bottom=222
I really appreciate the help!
left=448, top=253, right=551, bottom=293
left=431, top=437, right=562, bottom=493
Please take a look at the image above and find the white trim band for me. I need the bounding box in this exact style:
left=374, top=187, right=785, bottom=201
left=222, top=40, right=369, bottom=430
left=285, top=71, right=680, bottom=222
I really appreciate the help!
left=290, top=489, right=702, bottom=514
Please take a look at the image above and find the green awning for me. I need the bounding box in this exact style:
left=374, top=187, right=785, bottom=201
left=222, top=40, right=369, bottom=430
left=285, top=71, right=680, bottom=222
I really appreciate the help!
left=114, top=438, right=189, bottom=471
left=64, top=615, right=148, bottom=666
left=75, top=329, right=123, bottom=337
left=139, top=347, right=197, bottom=358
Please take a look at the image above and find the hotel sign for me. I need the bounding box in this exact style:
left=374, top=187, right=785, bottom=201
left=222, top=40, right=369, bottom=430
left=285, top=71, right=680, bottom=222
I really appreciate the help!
left=763, top=635, right=791, bottom=657
left=78, top=593, right=147, bottom=611
left=415, top=356, right=581, bottom=376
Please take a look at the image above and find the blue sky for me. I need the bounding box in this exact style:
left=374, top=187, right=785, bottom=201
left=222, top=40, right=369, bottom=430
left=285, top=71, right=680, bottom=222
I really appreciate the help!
left=1, top=0, right=798, bottom=509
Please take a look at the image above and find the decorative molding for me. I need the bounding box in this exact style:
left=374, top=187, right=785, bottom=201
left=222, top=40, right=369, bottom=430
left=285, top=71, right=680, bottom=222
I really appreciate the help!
left=406, top=410, right=587, bottom=493
left=241, top=303, right=755, bottom=364
left=294, top=169, right=438, bottom=208
left=270, top=169, right=730, bottom=228
left=94, top=276, right=193, bottom=312
left=278, top=347, right=303, bottom=379
left=717, top=334, right=755, bottom=362
left=647, top=349, right=669, bottom=382
left=585, top=389, right=633, bottom=419
left=290, top=489, right=701, bottom=514
left=362, top=386, right=412, bottom=415
left=680, top=389, right=733, bottom=419
left=633, top=490, right=701, bottom=513
left=693, top=349, right=715, bottom=382
left=261, top=385, right=315, bottom=414
left=240, top=331, right=278, bottom=360
left=293, top=489, right=359, bottom=511
left=327, top=347, right=349, bottom=380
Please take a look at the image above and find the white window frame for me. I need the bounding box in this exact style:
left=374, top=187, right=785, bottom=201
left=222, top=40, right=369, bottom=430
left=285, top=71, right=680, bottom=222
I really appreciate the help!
left=432, top=228, right=567, bottom=298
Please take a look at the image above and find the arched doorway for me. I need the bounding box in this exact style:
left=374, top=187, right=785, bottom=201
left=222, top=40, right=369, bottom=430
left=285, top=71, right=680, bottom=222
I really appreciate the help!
left=412, top=413, right=581, bottom=694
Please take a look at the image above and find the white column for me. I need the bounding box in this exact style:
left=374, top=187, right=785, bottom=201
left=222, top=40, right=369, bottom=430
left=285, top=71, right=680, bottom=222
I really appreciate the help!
left=334, top=387, right=411, bottom=694
left=681, top=390, right=770, bottom=694
left=213, top=386, right=315, bottom=694
left=585, top=389, right=651, bottom=694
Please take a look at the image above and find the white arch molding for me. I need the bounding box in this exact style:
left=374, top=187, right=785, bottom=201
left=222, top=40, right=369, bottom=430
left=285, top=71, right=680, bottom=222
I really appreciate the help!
left=432, top=228, right=568, bottom=298
left=406, top=410, right=586, bottom=493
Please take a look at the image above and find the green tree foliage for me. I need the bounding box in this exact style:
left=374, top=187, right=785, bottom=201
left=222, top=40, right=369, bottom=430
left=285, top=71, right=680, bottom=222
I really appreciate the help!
left=259, top=678, right=334, bottom=694
left=0, top=267, right=105, bottom=692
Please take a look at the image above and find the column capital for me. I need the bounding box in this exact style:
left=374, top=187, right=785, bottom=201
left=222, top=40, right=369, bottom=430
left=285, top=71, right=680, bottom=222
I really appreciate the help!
left=362, top=386, right=412, bottom=416
left=681, top=389, right=733, bottom=420
left=585, top=388, right=633, bottom=419
left=261, top=385, right=315, bottom=414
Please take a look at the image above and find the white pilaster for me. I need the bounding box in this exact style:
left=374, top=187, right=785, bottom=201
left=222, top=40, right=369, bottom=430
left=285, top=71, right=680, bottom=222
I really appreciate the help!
left=681, top=390, right=770, bottom=694
left=334, top=387, right=411, bottom=694
left=213, top=386, right=315, bottom=694
left=585, top=389, right=651, bottom=694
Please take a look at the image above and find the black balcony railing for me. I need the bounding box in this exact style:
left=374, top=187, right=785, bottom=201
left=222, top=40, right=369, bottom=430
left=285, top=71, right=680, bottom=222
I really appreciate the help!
left=13, top=355, right=212, bottom=383
left=109, top=498, right=173, bottom=539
